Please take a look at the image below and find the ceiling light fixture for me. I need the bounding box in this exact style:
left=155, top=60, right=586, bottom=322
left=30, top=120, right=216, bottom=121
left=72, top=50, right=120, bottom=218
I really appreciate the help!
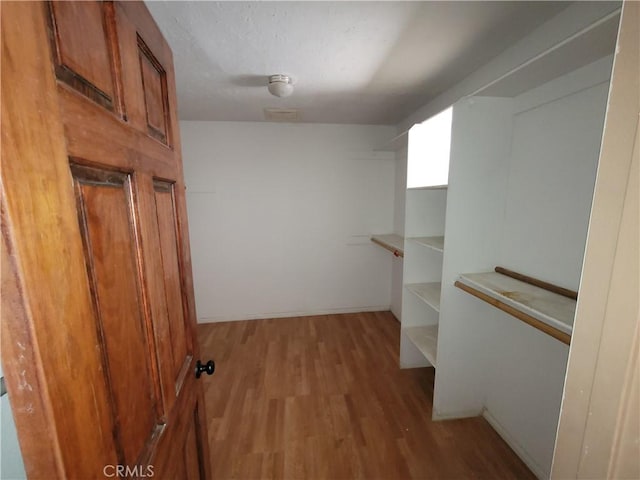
left=267, top=74, right=294, bottom=98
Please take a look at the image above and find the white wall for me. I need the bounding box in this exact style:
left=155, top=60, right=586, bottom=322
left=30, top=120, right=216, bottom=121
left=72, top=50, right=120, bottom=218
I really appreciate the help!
left=391, top=146, right=408, bottom=321
left=180, top=121, right=397, bottom=322
left=0, top=364, right=27, bottom=480
left=393, top=147, right=408, bottom=235
left=499, top=57, right=612, bottom=291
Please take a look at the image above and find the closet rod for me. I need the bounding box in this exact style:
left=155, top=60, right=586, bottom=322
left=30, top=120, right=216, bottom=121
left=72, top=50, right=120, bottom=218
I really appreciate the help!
left=454, top=280, right=571, bottom=345
left=495, top=267, right=578, bottom=300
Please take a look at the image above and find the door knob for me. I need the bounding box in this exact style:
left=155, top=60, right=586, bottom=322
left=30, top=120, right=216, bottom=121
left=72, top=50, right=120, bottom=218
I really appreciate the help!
left=195, top=359, right=215, bottom=379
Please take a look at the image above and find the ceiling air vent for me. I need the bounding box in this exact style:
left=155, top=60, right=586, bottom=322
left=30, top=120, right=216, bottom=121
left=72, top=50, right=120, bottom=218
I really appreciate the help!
left=264, top=108, right=299, bottom=122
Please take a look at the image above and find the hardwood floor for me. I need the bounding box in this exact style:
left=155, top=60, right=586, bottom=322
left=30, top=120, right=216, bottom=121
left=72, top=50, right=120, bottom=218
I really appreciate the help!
left=198, top=311, right=535, bottom=479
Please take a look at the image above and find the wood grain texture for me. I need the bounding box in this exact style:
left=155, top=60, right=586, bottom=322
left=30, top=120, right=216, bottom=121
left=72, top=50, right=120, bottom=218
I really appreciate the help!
left=154, top=182, right=191, bottom=388
left=1, top=3, right=119, bottom=476
left=47, top=1, right=117, bottom=109
left=198, top=312, right=536, bottom=479
left=2, top=1, right=210, bottom=476
left=135, top=175, right=178, bottom=418
left=1, top=208, right=66, bottom=479
left=72, top=165, right=158, bottom=465
left=139, top=36, right=169, bottom=143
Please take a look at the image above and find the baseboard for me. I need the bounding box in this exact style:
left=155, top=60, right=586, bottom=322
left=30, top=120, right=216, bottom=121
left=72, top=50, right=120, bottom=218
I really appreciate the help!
left=431, top=408, right=483, bottom=421
left=399, top=359, right=431, bottom=369
left=197, top=305, right=392, bottom=323
left=482, top=409, right=548, bottom=480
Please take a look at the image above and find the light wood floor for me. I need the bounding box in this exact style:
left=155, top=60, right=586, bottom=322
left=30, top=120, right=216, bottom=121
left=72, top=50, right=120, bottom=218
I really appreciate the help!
left=198, top=311, right=535, bottom=479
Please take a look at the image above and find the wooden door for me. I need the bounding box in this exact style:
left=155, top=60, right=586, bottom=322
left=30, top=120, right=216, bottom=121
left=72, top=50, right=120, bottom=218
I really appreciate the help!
left=1, top=2, right=212, bottom=478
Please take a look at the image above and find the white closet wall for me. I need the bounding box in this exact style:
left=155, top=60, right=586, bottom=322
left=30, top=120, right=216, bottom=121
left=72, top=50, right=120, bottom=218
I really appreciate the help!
left=499, top=58, right=613, bottom=290
left=0, top=363, right=26, bottom=479
left=181, top=121, right=397, bottom=322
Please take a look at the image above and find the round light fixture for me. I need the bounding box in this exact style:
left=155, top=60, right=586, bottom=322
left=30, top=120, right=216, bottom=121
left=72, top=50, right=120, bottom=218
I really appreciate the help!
left=267, top=74, right=294, bottom=98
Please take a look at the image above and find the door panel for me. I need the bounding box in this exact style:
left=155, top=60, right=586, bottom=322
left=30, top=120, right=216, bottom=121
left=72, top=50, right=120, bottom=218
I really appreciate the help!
left=1, top=2, right=211, bottom=477
left=71, top=163, right=159, bottom=465
left=135, top=177, right=178, bottom=417
left=153, top=181, right=191, bottom=390
left=138, top=38, right=170, bottom=144
left=47, top=1, right=120, bottom=112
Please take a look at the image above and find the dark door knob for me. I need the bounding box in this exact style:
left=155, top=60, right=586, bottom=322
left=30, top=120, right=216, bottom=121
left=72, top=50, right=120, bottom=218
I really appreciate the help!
left=195, top=359, right=215, bottom=379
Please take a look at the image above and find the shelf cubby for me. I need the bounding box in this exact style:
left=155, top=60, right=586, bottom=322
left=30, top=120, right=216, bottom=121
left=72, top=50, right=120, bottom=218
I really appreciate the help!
left=404, top=325, right=439, bottom=366
left=406, top=282, right=441, bottom=312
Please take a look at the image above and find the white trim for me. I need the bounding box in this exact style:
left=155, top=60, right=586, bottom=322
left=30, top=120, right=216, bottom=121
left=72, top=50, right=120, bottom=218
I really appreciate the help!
left=432, top=408, right=483, bottom=421
left=398, top=360, right=430, bottom=369
left=197, top=305, right=391, bottom=323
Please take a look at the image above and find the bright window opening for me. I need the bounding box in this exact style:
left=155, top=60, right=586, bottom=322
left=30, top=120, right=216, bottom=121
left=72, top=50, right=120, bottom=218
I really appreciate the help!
left=407, top=107, right=453, bottom=188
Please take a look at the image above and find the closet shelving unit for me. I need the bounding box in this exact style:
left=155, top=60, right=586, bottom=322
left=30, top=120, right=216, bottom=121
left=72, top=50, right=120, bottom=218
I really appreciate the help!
left=400, top=186, right=447, bottom=369
left=425, top=8, right=621, bottom=478
left=399, top=109, right=452, bottom=369
left=406, top=282, right=441, bottom=310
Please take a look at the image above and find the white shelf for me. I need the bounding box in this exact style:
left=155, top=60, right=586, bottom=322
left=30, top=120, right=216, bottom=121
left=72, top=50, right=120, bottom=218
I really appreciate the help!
left=406, top=282, right=441, bottom=312
left=409, top=236, right=444, bottom=253
left=370, top=234, right=404, bottom=257
left=404, top=325, right=438, bottom=366
left=455, top=272, right=575, bottom=343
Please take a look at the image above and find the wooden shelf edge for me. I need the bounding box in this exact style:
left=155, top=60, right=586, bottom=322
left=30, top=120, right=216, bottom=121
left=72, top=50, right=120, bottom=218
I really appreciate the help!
left=454, top=280, right=571, bottom=345
left=371, top=235, right=404, bottom=258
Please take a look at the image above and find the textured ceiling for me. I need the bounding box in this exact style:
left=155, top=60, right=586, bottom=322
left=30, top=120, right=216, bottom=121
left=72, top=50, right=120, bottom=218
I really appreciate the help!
left=146, top=1, right=569, bottom=125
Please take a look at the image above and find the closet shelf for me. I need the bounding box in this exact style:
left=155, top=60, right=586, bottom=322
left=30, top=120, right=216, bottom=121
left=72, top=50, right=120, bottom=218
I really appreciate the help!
left=408, top=236, right=444, bottom=253
left=370, top=234, right=404, bottom=257
left=455, top=271, right=574, bottom=345
left=406, top=282, right=441, bottom=312
left=404, top=325, right=438, bottom=366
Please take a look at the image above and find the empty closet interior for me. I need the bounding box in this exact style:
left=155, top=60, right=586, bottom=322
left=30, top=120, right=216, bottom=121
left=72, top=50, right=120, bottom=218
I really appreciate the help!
left=371, top=7, right=621, bottom=479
